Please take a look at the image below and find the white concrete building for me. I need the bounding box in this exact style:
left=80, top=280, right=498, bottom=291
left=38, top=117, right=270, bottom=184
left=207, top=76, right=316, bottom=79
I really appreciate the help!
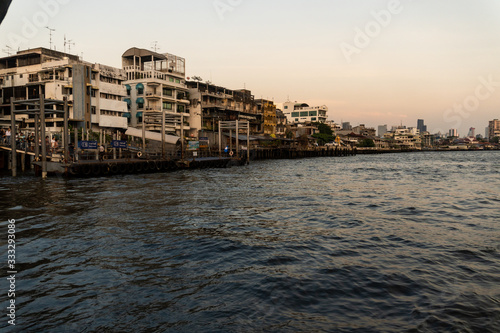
left=0, top=47, right=128, bottom=132
left=122, top=48, right=191, bottom=137
left=282, top=101, right=327, bottom=124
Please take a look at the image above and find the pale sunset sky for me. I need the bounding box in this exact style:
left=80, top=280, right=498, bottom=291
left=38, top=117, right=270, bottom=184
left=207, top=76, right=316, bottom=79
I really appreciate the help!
left=1, top=0, right=499, bottom=136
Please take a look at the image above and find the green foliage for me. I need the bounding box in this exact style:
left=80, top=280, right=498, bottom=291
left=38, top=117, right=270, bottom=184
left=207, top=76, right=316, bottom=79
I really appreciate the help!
left=312, top=133, right=334, bottom=145
left=491, top=136, right=500, bottom=144
left=357, top=138, right=375, bottom=147
left=314, top=122, right=333, bottom=136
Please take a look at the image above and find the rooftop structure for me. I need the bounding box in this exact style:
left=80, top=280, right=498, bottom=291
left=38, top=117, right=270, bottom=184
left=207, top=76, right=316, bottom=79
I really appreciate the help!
left=282, top=101, right=327, bottom=124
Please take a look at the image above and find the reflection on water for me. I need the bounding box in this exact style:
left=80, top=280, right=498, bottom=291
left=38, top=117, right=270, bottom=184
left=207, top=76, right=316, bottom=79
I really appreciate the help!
left=1, top=151, right=500, bottom=332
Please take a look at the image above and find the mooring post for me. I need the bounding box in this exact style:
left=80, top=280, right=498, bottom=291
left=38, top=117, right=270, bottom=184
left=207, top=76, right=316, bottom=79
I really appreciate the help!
left=74, top=128, right=78, bottom=162
left=40, top=94, right=47, bottom=179
left=10, top=101, right=16, bottom=177
left=218, top=120, right=222, bottom=158
left=63, top=97, right=69, bottom=163
left=247, top=121, right=250, bottom=164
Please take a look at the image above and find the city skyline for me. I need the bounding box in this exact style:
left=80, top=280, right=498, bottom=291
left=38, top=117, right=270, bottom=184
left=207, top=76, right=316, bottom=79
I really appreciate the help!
left=1, top=0, right=499, bottom=135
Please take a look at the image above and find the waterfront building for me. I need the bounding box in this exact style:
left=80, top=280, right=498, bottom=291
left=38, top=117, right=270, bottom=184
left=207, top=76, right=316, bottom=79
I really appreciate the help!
left=352, top=124, right=376, bottom=137
left=342, top=122, right=352, bottom=130
left=488, top=119, right=500, bottom=141
left=282, top=101, right=327, bottom=124
left=186, top=81, right=261, bottom=135
left=378, top=125, right=388, bottom=137
left=122, top=48, right=191, bottom=137
left=383, top=127, right=422, bottom=149
left=256, top=99, right=277, bottom=136
left=0, top=47, right=128, bottom=133
left=275, top=109, right=287, bottom=137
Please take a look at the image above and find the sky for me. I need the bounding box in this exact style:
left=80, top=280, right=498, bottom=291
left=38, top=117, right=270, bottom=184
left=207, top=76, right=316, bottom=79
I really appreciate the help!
left=1, top=0, right=499, bottom=136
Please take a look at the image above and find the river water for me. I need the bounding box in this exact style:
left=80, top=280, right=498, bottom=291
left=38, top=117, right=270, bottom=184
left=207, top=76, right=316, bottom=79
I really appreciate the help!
left=1, top=151, right=499, bottom=332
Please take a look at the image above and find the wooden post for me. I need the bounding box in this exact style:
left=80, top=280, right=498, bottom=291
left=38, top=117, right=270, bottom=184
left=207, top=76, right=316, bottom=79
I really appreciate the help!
left=40, top=94, right=47, bottom=179
left=113, top=132, right=117, bottom=160
left=34, top=114, right=40, bottom=161
left=161, top=109, right=165, bottom=159
left=10, top=101, right=16, bottom=177
left=247, top=121, right=250, bottom=164
left=63, top=97, right=69, bottom=163
left=235, top=120, right=239, bottom=158
left=180, top=114, right=184, bottom=160
left=229, top=129, right=232, bottom=155
left=218, top=120, right=222, bottom=158
left=142, top=114, right=146, bottom=157
left=74, top=128, right=78, bottom=162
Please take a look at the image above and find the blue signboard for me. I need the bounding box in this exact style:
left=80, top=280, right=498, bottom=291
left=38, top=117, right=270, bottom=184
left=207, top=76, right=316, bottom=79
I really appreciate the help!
left=78, top=141, right=98, bottom=149
left=111, top=140, right=128, bottom=149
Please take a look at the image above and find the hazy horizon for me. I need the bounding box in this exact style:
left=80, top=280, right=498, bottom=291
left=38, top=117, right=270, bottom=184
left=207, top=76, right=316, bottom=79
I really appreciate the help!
left=1, top=0, right=499, bottom=136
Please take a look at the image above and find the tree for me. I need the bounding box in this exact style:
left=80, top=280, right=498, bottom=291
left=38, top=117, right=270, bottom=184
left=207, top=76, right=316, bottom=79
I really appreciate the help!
left=491, top=136, right=500, bottom=144
left=357, top=138, right=375, bottom=147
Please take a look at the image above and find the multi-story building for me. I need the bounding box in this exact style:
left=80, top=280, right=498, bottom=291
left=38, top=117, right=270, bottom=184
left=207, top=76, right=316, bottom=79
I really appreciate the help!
left=256, top=99, right=276, bottom=136
left=275, top=109, right=287, bottom=137
left=378, top=125, right=388, bottom=137
left=448, top=128, right=458, bottom=138
left=417, top=119, right=427, bottom=133
left=384, top=127, right=422, bottom=149
left=0, top=47, right=128, bottom=133
left=186, top=81, right=261, bottom=135
left=488, top=119, right=500, bottom=141
left=122, top=47, right=191, bottom=137
left=282, top=101, right=327, bottom=124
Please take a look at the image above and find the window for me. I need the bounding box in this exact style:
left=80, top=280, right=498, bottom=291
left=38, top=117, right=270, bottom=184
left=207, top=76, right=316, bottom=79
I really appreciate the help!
left=91, top=106, right=96, bottom=115
left=163, top=88, right=173, bottom=96
left=309, top=111, right=317, bottom=117
left=19, top=74, right=23, bottom=78
left=295, top=118, right=299, bottom=122
left=175, top=79, right=180, bottom=84
left=137, top=87, right=144, bottom=95
left=178, top=105, right=185, bottom=113
left=284, top=106, right=288, bottom=109
left=163, top=102, right=172, bottom=110
left=311, top=118, right=317, bottom=121
left=138, top=102, right=144, bottom=109
left=300, top=111, right=308, bottom=117
left=169, top=77, right=174, bottom=83
left=292, top=112, right=300, bottom=117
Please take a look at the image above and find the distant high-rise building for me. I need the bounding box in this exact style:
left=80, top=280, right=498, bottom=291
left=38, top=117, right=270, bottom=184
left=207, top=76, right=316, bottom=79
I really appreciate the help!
left=488, top=119, right=500, bottom=141
left=342, top=122, right=352, bottom=130
left=378, top=125, right=388, bottom=137
left=467, top=127, right=475, bottom=138
left=417, top=119, right=427, bottom=133
left=448, top=129, right=458, bottom=138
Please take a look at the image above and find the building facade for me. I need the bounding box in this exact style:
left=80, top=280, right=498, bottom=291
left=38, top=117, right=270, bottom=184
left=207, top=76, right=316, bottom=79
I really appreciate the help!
left=186, top=81, right=261, bottom=135
left=282, top=101, right=327, bottom=124
left=0, top=47, right=128, bottom=133
left=256, top=99, right=276, bottom=136
left=488, top=119, right=500, bottom=141
left=122, top=47, right=191, bottom=137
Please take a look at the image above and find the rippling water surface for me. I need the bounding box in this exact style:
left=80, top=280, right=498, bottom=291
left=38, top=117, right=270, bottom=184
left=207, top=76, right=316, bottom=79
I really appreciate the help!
left=1, top=151, right=500, bottom=332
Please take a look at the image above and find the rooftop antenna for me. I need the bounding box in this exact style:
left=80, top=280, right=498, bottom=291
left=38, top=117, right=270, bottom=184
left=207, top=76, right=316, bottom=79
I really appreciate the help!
left=151, top=41, right=159, bottom=52
left=3, top=45, right=13, bottom=56
left=64, top=36, right=75, bottom=54
left=46, top=26, right=55, bottom=50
